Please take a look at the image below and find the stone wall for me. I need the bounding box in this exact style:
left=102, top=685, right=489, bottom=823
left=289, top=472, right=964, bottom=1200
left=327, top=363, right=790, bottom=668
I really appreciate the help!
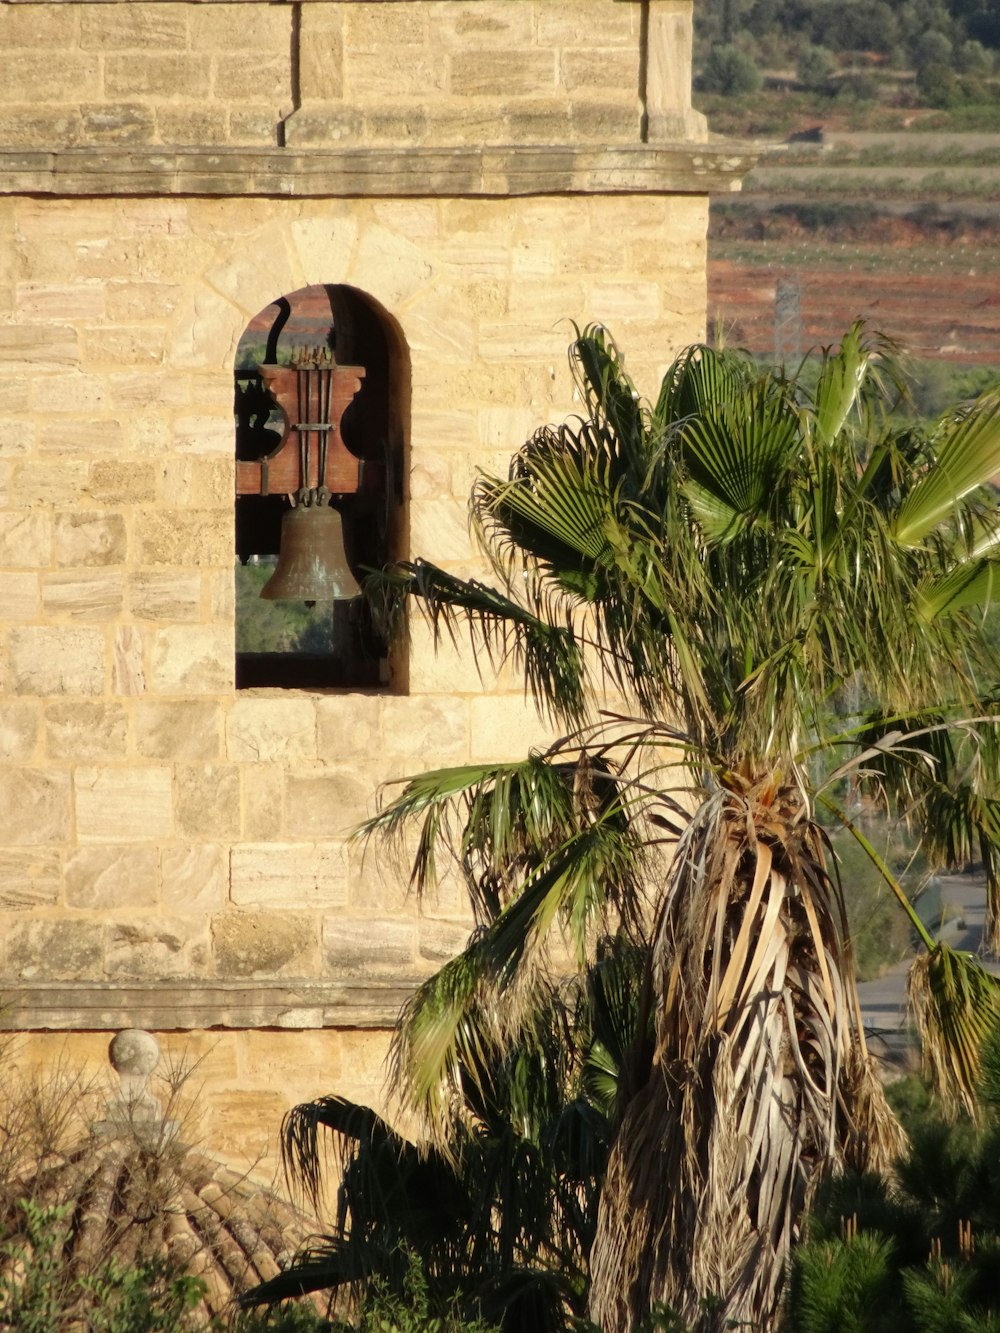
left=1, top=0, right=704, bottom=149
left=0, top=0, right=751, bottom=1179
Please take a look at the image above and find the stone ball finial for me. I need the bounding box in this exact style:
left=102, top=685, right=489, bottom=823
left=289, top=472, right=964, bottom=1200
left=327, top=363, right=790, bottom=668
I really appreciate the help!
left=109, top=1029, right=160, bottom=1079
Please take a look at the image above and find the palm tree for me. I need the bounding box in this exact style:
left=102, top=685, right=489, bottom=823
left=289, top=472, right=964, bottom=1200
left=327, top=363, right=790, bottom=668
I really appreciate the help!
left=283, top=326, right=1000, bottom=1331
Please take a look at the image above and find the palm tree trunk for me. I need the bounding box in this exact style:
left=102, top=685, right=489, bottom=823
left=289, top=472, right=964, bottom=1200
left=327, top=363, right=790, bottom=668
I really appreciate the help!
left=589, top=781, right=904, bottom=1332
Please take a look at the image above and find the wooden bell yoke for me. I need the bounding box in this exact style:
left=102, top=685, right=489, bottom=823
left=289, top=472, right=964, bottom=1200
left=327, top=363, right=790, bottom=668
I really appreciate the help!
left=234, top=358, right=367, bottom=504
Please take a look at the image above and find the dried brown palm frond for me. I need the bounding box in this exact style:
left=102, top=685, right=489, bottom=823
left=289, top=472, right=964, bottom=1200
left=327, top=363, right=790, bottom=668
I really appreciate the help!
left=908, top=942, right=1000, bottom=1119
left=590, top=778, right=903, bottom=1333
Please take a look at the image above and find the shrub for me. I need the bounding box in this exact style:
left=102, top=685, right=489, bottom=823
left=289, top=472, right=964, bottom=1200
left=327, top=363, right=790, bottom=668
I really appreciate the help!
left=699, top=44, right=763, bottom=95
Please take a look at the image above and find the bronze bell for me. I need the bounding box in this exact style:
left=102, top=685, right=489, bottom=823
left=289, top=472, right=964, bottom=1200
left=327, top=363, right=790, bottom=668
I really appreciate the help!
left=260, top=503, right=362, bottom=602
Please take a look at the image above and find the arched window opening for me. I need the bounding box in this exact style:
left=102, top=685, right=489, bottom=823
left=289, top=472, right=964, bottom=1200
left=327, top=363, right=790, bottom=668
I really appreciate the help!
left=234, top=284, right=404, bottom=691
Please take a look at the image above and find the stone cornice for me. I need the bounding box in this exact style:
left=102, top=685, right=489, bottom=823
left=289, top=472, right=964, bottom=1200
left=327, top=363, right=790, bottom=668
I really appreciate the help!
left=0, top=142, right=758, bottom=199
left=1, top=979, right=422, bottom=1032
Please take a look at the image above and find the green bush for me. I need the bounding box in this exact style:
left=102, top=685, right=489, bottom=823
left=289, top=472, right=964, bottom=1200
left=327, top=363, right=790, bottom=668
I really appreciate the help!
left=699, top=44, right=763, bottom=95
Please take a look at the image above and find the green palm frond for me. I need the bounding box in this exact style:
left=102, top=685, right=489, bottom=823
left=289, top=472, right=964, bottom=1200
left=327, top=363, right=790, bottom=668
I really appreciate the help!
left=908, top=944, right=1000, bottom=1119
left=893, top=390, right=1000, bottom=547
left=366, top=559, right=588, bottom=724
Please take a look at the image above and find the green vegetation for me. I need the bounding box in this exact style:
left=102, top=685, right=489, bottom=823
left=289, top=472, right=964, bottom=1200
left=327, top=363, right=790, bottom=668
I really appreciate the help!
left=243, top=327, right=1000, bottom=1332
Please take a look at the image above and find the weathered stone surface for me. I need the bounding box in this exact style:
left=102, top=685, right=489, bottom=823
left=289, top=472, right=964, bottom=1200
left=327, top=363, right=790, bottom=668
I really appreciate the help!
left=4, top=572, right=39, bottom=622
left=283, top=770, right=374, bottom=839
left=150, top=627, right=232, bottom=694
left=175, top=763, right=241, bottom=839
left=381, top=695, right=469, bottom=765
left=64, top=845, right=157, bottom=910
left=6, top=919, right=104, bottom=982
left=315, top=692, right=381, bottom=762
left=9, top=627, right=105, bottom=696
left=0, top=701, right=39, bottom=762
left=135, top=700, right=221, bottom=761
left=128, top=570, right=202, bottom=622
left=137, top=511, right=231, bottom=567
left=41, top=569, right=125, bottom=621
left=229, top=843, right=349, bottom=910
left=74, top=766, right=173, bottom=844
left=0, top=511, right=51, bottom=567
left=418, top=918, right=473, bottom=965
left=53, top=512, right=126, bottom=567
left=0, top=850, right=60, bottom=910
left=85, top=459, right=157, bottom=504
left=240, top=764, right=284, bottom=840
left=226, top=697, right=317, bottom=763
left=322, top=916, right=417, bottom=974
left=44, top=700, right=127, bottom=761
left=106, top=915, right=208, bottom=979
left=161, top=843, right=227, bottom=914
left=111, top=625, right=146, bottom=696
left=212, top=910, right=315, bottom=979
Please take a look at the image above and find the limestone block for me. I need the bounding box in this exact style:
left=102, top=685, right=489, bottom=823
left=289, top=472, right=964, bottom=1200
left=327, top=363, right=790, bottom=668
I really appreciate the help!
left=41, top=570, right=125, bottom=622
left=5, top=919, right=104, bottom=982
left=419, top=919, right=473, bottom=965
left=468, top=694, right=559, bottom=763
left=240, top=764, right=284, bottom=840
left=9, top=627, right=105, bottom=697
left=315, top=692, right=382, bottom=763
left=80, top=106, right=158, bottom=147
left=229, top=843, right=349, bottom=910
left=0, top=850, right=60, bottom=910
left=161, top=843, right=228, bottom=914
left=36, top=371, right=109, bottom=416
left=86, top=460, right=158, bottom=506
left=16, top=283, right=106, bottom=323
left=74, top=767, right=173, bottom=844
left=380, top=695, right=469, bottom=765
left=536, top=1, right=637, bottom=45
left=345, top=49, right=445, bottom=100
left=156, top=106, right=230, bottom=146
left=343, top=3, right=425, bottom=50
left=240, top=1027, right=343, bottom=1090
left=109, top=372, right=191, bottom=412
left=128, top=571, right=202, bottom=622
left=335, top=1028, right=394, bottom=1093
left=105, top=54, right=213, bottom=99
left=106, top=916, right=209, bottom=981
left=171, top=415, right=233, bottom=458
left=196, top=4, right=292, bottom=51
left=353, top=225, right=434, bottom=311
left=137, top=511, right=231, bottom=568
left=53, top=512, right=126, bottom=567
left=213, top=56, right=290, bottom=102
left=211, top=911, right=316, bottom=979
left=561, top=48, right=640, bottom=92
left=12, top=460, right=91, bottom=508
left=589, top=280, right=662, bottom=323
left=407, top=617, right=493, bottom=696
left=105, top=283, right=186, bottom=324
left=449, top=49, right=556, bottom=98
left=321, top=916, right=417, bottom=975
left=5, top=53, right=100, bottom=102
left=79, top=5, right=189, bottom=51
left=135, top=700, right=222, bottom=761
left=158, top=459, right=232, bottom=509
left=404, top=291, right=478, bottom=366
left=289, top=216, right=360, bottom=286
left=0, top=6, right=80, bottom=47
left=0, top=701, right=39, bottom=762
left=226, top=697, right=318, bottom=763
left=349, top=855, right=411, bottom=916
left=408, top=445, right=457, bottom=502
left=44, top=700, right=128, bottom=762
left=0, top=768, right=70, bottom=846
left=149, top=626, right=232, bottom=695
left=408, top=498, right=476, bottom=565
left=83, top=328, right=164, bottom=369
left=283, top=770, right=374, bottom=839
left=175, top=763, right=241, bottom=840
left=64, top=845, right=158, bottom=910
left=0, top=512, right=51, bottom=567
left=38, top=418, right=125, bottom=456
left=111, top=625, right=147, bottom=697
left=5, top=572, right=40, bottom=622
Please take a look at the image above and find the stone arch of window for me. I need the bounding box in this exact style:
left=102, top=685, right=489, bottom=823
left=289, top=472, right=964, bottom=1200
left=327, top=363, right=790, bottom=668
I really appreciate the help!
left=234, top=283, right=407, bottom=691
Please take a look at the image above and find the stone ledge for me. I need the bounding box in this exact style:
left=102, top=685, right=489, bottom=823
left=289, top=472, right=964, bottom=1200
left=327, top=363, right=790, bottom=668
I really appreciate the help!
left=0, top=143, right=757, bottom=199
left=0, top=978, right=422, bottom=1032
